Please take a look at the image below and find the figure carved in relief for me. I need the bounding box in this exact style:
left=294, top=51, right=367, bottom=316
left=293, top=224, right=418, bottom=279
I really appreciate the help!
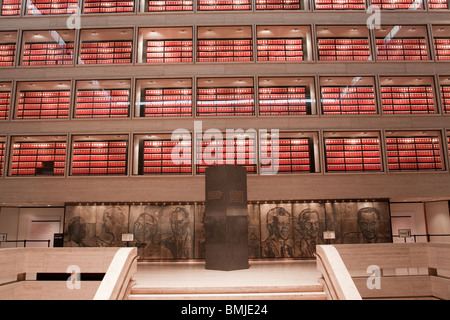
left=295, top=208, right=324, bottom=258
left=133, top=207, right=172, bottom=259
left=342, top=207, right=391, bottom=244
left=160, top=207, right=193, bottom=259
left=96, top=206, right=127, bottom=247
left=64, top=216, right=88, bottom=247
left=261, top=207, right=294, bottom=258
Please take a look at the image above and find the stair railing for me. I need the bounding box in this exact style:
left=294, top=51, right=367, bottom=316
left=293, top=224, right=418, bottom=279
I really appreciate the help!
left=315, top=245, right=362, bottom=300
left=93, top=247, right=138, bottom=300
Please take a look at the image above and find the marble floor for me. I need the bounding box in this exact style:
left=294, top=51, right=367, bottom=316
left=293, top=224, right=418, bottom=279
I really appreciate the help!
left=133, top=260, right=321, bottom=289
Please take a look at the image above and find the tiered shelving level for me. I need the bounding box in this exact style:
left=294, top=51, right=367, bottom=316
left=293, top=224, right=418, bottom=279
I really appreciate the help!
left=386, top=134, right=443, bottom=171
left=140, top=138, right=192, bottom=175
left=71, top=139, right=128, bottom=175
left=260, top=136, right=314, bottom=174
left=196, top=133, right=257, bottom=174
left=10, top=140, right=67, bottom=176
left=324, top=136, right=382, bottom=172
left=16, top=89, right=71, bottom=119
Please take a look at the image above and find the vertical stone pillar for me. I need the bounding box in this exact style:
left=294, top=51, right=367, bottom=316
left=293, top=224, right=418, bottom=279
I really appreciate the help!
left=204, top=165, right=249, bottom=270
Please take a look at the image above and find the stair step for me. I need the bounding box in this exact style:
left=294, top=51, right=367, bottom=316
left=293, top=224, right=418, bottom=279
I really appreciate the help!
left=127, top=291, right=328, bottom=300
left=130, top=284, right=323, bottom=295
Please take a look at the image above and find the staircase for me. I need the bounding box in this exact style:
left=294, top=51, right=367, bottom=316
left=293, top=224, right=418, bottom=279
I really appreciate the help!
left=126, top=283, right=328, bottom=300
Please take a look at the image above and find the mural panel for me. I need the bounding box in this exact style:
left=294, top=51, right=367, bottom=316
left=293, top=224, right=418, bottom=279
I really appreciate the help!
left=339, top=201, right=391, bottom=244
left=194, top=203, right=206, bottom=259
left=260, top=203, right=295, bottom=258
left=64, top=200, right=392, bottom=260
left=248, top=204, right=261, bottom=259
left=129, top=204, right=195, bottom=260
left=292, top=202, right=326, bottom=258
left=64, top=205, right=129, bottom=247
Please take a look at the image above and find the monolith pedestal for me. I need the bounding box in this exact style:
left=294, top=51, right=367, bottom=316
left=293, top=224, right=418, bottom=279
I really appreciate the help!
left=204, top=165, right=249, bottom=271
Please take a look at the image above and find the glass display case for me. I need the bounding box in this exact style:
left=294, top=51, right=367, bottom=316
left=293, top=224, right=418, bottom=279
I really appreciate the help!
left=9, top=135, right=67, bottom=176
left=447, top=131, right=450, bottom=163
left=379, top=76, right=437, bottom=114
left=0, top=81, right=11, bottom=120
left=196, top=130, right=257, bottom=174
left=323, top=131, right=383, bottom=172
left=439, top=76, right=450, bottom=113
left=0, top=136, right=5, bottom=176
left=14, top=80, right=72, bottom=119
left=369, top=0, right=424, bottom=10
left=74, top=79, right=131, bottom=119
left=20, top=29, right=75, bottom=66
left=78, top=28, right=133, bottom=65
left=133, top=133, right=192, bottom=175
left=197, top=26, right=253, bottom=62
left=256, top=0, right=304, bottom=10
left=197, top=0, right=251, bottom=11
left=432, top=25, right=450, bottom=61
left=385, top=130, right=444, bottom=171
left=138, top=27, right=193, bottom=64
left=314, top=0, right=366, bottom=10
left=1, top=0, right=21, bottom=16
left=196, top=77, right=254, bottom=117
left=259, top=131, right=319, bottom=174
left=25, top=0, right=79, bottom=15
left=82, top=0, right=134, bottom=14
left=0, top=31, right=17, bottom=67
left=135, top=78, right=192, bottom=118
left=319, top=76, right=377, bottom=115
left=374, top=25, right=430, bottom=61
left=427, top=0, right=449, bottom=9
left=257, top=25, right=312, bottom=62
left=316, top=26, right=372, bottom=61
left=141, top=0, right=193, bottom=12
left=258, top=76, right=316, bottom=115
left=70, top=134, right=129, bottom=176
